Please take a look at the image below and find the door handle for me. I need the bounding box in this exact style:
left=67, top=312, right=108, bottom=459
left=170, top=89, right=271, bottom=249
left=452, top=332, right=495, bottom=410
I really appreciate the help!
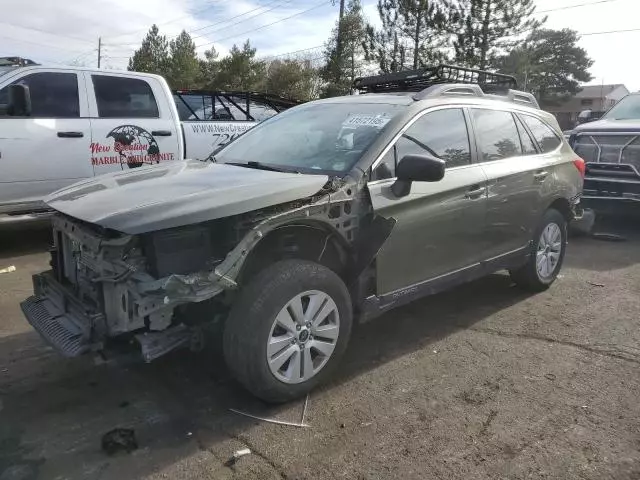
left=465, top=184, right=485, bottom=200
left=57, top=131, right=84, bottom=138
left=151, top=130, right=172, bottom=136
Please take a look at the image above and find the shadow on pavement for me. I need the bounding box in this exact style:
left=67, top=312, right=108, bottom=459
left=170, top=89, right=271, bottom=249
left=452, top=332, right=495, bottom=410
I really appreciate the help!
left=0, top=223, right=51, bottom=261
left=0, top=272, right=532, bottom=479
left=567, top=215, right=640, bottom=272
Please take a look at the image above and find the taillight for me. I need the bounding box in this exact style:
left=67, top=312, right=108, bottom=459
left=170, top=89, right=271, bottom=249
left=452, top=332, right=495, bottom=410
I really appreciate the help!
left=573, top=157, right=586, bottom=178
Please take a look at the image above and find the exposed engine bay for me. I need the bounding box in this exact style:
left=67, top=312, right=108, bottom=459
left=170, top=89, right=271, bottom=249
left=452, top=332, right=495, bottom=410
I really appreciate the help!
left=23, top=177, right=391, bottom=362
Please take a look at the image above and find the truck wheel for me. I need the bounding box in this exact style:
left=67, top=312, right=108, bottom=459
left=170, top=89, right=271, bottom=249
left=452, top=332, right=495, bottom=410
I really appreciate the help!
left=510, top=208, right=567, bottom=291
left=223, top=260, right=352, bottom=403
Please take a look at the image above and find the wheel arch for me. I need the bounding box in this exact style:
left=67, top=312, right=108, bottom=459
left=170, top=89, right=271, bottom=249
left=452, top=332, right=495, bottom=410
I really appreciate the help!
left=237, top=220, right=353, bottom=286
left=547, top=197, right=573, bottom=224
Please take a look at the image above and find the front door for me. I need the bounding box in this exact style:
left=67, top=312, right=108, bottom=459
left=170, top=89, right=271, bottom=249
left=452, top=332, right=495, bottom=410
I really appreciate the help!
left=0, top=71, right=92, bottom=211
left=368, top=107, right=488, bottom=295
left=85, top=73, right=181, bottom=175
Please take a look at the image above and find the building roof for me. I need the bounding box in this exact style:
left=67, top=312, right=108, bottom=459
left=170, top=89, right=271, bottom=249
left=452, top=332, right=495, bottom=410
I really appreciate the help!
left=575, top=84, right=625, bottom=98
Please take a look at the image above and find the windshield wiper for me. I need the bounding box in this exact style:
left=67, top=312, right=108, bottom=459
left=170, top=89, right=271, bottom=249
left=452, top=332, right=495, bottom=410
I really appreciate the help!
left=226, top=161, right=298, bottom=173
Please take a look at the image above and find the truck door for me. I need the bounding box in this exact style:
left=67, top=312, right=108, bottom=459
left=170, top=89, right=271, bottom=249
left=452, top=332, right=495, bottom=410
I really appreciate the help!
left=85, top=73, right=180, bottom=175
left=0, top=70, right=92, bottom=212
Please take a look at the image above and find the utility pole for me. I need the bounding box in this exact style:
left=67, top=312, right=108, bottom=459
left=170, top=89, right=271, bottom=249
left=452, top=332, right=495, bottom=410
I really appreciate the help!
left=336, top=0, right=346, bottom=59
left=97, top=37, right=102, bottom=68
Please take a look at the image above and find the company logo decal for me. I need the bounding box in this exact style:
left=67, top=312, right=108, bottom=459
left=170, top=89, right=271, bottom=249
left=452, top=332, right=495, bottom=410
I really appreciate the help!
left=90, top=125, right=175, bottom=169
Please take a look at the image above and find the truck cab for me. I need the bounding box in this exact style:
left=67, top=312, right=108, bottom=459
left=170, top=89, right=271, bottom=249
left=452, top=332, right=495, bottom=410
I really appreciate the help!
left=0, top=64, right=184, bottom=216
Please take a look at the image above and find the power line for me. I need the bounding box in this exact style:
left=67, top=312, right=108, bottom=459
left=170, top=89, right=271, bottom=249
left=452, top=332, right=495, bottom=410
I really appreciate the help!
left=261, top=45, right=325, bottom=61
left=195, top=1, right=331, bottom=49
left=107, top=0, right=295, bottom=49
left=0, top=21, right=95, bottom=45
left=0, top=34, right=89, bottom=54
left=581, top=27, right=640, bottom=36
left=537, top=0, right=621, bottom=14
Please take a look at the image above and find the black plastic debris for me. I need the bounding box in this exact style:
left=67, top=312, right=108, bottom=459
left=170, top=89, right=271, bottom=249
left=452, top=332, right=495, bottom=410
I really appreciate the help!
left=101, top=428, right=138, bottom=455
left=592, top=232, right=627, bottom=242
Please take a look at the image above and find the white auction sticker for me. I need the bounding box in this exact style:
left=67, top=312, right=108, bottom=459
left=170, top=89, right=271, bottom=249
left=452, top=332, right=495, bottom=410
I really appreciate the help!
left=343, top=114, right=390, bottom=128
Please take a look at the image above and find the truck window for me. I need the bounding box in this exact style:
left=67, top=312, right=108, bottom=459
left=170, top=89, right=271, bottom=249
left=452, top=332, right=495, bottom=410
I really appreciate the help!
left=0, top=72, right=79, bottom=118
left=92, top=75, right=159, bottom=118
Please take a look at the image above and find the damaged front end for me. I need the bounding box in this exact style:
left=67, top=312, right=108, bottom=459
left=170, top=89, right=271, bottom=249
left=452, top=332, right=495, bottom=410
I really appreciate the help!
left=21, top=179, right=378, bottom=362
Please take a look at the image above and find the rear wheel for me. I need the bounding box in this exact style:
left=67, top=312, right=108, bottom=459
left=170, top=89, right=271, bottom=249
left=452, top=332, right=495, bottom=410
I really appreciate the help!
left=223, top=260, right=352, bottom=403
left=510, top=208, right=567, bottom=291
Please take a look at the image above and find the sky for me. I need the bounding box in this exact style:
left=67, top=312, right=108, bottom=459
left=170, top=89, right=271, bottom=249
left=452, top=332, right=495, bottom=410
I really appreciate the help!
left=1, top=0, right=639, bottom=90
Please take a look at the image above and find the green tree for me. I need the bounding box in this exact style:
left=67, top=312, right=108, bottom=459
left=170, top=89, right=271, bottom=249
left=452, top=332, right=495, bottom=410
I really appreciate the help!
left=364, top=0, right=450, bottom=73
left=198, top=47, right=220, bottom=89
left=265, top=59, right=321, bottom=101
left=452, top=0, right=544, bottom=70
left=127, top=24, right=169, bottom=75
left=322, top=0, right=367, bottom=97
left=495, top=28, right=594, bottom=106
left=167, top=30, right=200, bottom=89
left=215, top=40, right=266, bottom=90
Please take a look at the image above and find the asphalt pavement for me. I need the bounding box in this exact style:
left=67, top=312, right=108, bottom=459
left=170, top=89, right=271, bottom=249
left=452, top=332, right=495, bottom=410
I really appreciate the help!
left=1, top=218, right=639, bottom=479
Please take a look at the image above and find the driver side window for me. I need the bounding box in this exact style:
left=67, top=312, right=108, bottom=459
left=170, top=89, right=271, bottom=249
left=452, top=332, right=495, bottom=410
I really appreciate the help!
left=372, top=108, right=471, bottom=180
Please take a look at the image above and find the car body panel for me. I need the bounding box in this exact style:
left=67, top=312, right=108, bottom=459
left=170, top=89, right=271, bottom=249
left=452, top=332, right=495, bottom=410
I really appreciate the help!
left=45, top=161, right=329, bottom=234
left=368, top=163, right=488, bottom=295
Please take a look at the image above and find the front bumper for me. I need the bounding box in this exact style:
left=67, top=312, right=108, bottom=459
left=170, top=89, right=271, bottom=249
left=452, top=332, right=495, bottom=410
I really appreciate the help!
left=582, top=176, right=640, bottom=215
left=20, top=271, right=105, bottom=357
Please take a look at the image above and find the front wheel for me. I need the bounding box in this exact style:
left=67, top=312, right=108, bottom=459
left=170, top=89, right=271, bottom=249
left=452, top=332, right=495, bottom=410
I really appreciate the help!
left=510, top=208, right=567, bottom=291
left=223, top=260, right=353, bottom=403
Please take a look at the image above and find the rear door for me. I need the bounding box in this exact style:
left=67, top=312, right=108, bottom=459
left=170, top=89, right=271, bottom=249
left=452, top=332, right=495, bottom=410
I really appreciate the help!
left=368, top=107, right=488, bottom=295
left=86, top=73, right=180, bottom=175
left=0, top=70, right=91, bottom=210
left=471, top=108, right=556, bottom=259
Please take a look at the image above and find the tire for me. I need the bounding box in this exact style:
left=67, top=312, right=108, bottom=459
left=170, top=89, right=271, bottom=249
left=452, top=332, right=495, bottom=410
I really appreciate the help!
left=223, top=259, right=353, bottom=403
left=510, top=208, right=567, bottom=291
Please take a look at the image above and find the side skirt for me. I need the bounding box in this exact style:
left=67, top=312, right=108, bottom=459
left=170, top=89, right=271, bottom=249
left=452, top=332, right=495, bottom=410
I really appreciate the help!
left=359, top=245, right=529, bottom=323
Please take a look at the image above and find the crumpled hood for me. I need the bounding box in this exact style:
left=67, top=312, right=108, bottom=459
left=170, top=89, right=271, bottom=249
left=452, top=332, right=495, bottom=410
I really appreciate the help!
left=574, top=118, right=640, bottom=132
left=46, top=161, right=328, bottom=234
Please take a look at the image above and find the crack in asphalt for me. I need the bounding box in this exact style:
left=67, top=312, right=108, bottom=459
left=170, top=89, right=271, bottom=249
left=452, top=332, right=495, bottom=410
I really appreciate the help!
left=469, top=327, right=640, bottom=365
left=231, top=434, right=288, bottom=479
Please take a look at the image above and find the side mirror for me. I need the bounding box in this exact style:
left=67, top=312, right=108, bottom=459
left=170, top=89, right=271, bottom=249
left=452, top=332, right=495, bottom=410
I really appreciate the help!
left=7, top=84, right=31, bottom=116
left=577, top=109, right=592, bottom=123
left=392, top=154, right=445, bottom=197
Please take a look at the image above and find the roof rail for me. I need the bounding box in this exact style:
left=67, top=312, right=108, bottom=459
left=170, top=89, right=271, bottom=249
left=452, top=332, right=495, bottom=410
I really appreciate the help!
left=352, top=64, right=517, bottom=94
left=0, top=57, right=39, bottom=67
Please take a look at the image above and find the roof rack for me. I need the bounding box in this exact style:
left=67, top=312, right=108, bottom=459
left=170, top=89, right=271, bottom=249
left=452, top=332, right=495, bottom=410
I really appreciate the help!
left=353, top=64, right=517, bottom=93
left=0, top=57, right=39, bottom=67
left=352, top=64, right=539, bottom=109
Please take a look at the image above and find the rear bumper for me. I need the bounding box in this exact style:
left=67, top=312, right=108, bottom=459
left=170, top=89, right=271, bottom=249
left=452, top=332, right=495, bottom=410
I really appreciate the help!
left=20, top=271, right=105, bottom=357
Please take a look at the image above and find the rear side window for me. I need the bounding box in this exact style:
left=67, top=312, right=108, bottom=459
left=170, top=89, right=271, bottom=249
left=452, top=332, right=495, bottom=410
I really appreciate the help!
left=0, top=72, right=79, bottom=118
left=515, top=115, right=537, bottom=155
left=521, top=114, right=562, bottom=153
left=93, top=75, right=159, bottom=118
left=472, top=109, right=522, bottom=162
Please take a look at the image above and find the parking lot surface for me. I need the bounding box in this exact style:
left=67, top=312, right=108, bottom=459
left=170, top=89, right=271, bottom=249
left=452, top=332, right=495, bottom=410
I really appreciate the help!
left=1, top=220, right=639, bottom=479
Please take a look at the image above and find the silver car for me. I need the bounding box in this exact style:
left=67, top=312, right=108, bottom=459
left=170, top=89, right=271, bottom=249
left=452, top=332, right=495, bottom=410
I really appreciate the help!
left=21, top=65, right=585, bottom=402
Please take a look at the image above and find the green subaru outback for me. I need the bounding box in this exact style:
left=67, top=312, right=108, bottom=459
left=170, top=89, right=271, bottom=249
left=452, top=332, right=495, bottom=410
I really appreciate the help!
left=22, top=65, right=584, bottom=402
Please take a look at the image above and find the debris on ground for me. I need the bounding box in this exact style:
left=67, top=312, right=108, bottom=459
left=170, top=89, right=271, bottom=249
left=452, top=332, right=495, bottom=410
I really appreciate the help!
left=480, top=410, right=498, bottom=435
left=545, top=373, right=557, bottom=381
left=229, top=408, right=310, bottom=428
left=592, top=232, right=627, bottom=242
left=0, top=266, right=16, bottom=274
left=224, top=448, right=251, bottom=467
left=101, top=428, right=138, bottom=455
left=587, top=281, right=605, bottom=287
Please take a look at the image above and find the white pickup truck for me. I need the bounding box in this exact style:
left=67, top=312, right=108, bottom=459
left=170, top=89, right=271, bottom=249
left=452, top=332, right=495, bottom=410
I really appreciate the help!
left=0, top=59, right=299, bottom=219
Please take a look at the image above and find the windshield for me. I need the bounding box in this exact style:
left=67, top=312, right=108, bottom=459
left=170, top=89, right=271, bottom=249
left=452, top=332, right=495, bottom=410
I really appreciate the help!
left=603, top=95, right=640, bottom=120
left=215, top=101, right=405, bottom=174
